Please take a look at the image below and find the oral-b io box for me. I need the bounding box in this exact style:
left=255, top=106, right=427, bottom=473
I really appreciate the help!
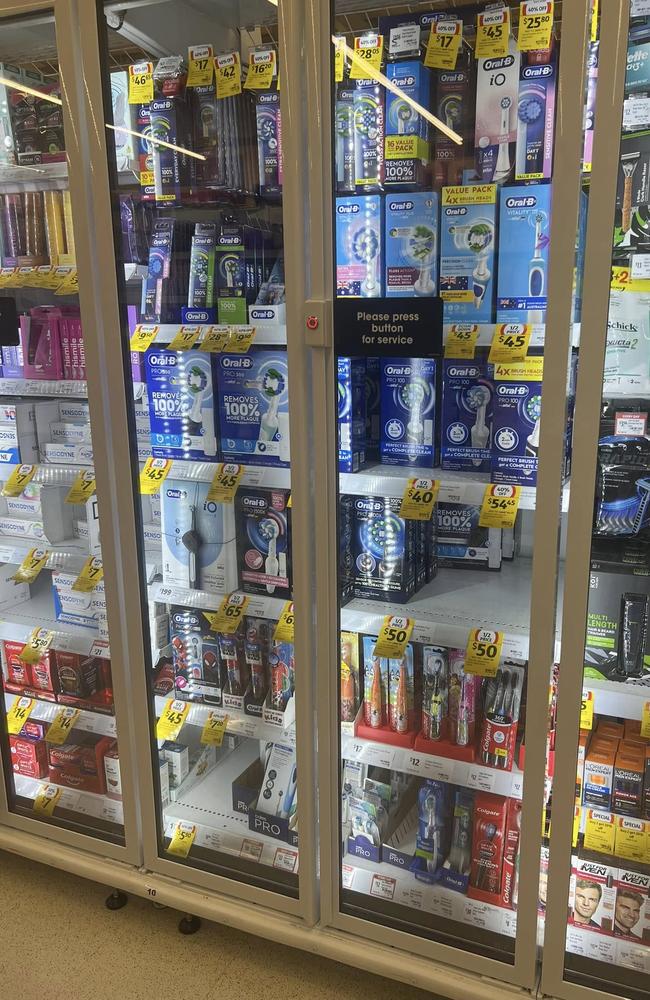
left=350, top=494, right=416, bottom=603
left=380, top=357, right=437, bottom=467
left=491, top=357, right=544, bottom=485
left=161, top=479, right=237, bottom=594
left=336, top=195, right=383, bottom=298
left=441, top=360, right=494, bottom=473
left=497, top=184, right=552, bottom=324
left=439, top=185, right=497, bottom=323
left=215, top=349, right=290, bottom=467
left=145, top=349, right=218, bottom=461
left=385, top=193, right=438, bottom=297
left=338, top=356, right=366, bottom=473
left=475, top=41, right=521, bottom=184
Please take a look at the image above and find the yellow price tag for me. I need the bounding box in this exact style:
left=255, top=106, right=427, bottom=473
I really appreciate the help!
left=140, top=170, right=154, bottom=188
left=464, top=628, right=504, bottom=677
left=591, top=0, right=599, bottom=42
left=166, top=820, right=197, bottom=857
left=373, top=616, right=414, bottom=658
left=6, top=696, right=34, bottom=735
left=200, top=712, right=229, bottom=747
left=130, top=324, right=159, bottom=352
left=34, top=783, right=62, bottom=817
left=12, top=547, right=49, bottom=584
left=572, top=805, right=580, bottom=848
left=32, top=265, right=54, bottom=288
left=206, top=463, right=244, bottom=504
left=227, top=326, right=256, bottom=353
left=580, top=690, right=594, bottom=731
left=641, top=701, right=650, bottom=739
left=168, top=325, right=201, bottom=351
left=475, top=8, right=510, bottom=59
left=45, top=707, right=81, bottom=745
left=19, top=627, right=54, bottom=665
left=333, top=37, right=346, bottom=82
left=243, top=50, right=276, bottom=90
left=274, top=601, right=295, bottom=643
left=350, top=33, right=384, bottom=80
left=72, top=555, right=104, bottom=593
left=518, top=1, right=554, bottom=52
left=156, top=698, right=189, bottom=741
left=41, top=266, right=68, bottom=290
left=489, top=324, right=531, bottom=364
left=479, top=484, right=521, bottom=529
left=444, top=324, right=479, bottom=359
left=54, top=267, right=78, bottom=296
left=187, top=44, right=214, bottom=87
left=199, top=325, right=231, bottom=352
left=584, top=809, right=615, bottom=855
left=65, top=469, right=96, bottom=504
left=0, top=267, right=16, bottom=287
left=215, top=52, right=242, bottom=98
left=206, top=593, right=249, bottom=634
left=615, top=817, right=648, bottom=863
left=399, top=478, right=440, bottom=521
left=424, top=20, right=462, bottom=71
left=2, top=464, right=36, bottom=498
left=140, top=457, right=172, bottom=495
left=16, top=266, right=36, bottom=287
left=128, top=61, right=154, bottom=104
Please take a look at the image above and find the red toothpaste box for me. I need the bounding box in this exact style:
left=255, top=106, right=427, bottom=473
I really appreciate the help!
left=47, top=734, right=113, bottom=794
left=55, top=656, right=114, bottom=714
left=9, top=734, right=48, bottom=779
left=55, top=652, right=98, bottom=699
left=2, top=640, right=58, bottom=699
left=467, top=791, right=508, bottom=905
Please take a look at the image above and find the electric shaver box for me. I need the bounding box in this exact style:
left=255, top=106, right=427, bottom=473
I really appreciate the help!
left=161, top=480, right=238, bottom=595
left=585, top=565, right=650, bottom=682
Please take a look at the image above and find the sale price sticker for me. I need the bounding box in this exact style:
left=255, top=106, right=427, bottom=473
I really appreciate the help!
left=333, top=37, right=346, bottom=82
left=274, top=601, right=295, bottom=643
left=54, top=268, right=78, bottom=297
left=518, top=1, right=554, bottom=51
left=200, top=712, right=229, bottom=747
left=72, top=556, right=104, bottom=593
left=488, top=323, right=531, bottom=364
left=399, top=478, right=440, bottom=521
left=424, top=19, right=462, bottom=71
left=1, top=464, right=36, bottom=498
left=641, top=701, right=650, bottom=739
left=128, top=62, right=154, bottom=103
left=45, top=707, right=81, bottom=745
left=156, top=699, right=189, bottom=742
left=227, top=326, right=256, bottom=353
left=444, top=324, right=479, bottom=359
left=206, top=463, right=244, bottom=504
left=475, top=7, right=510, bottom=59
left=6, top=696, right=34, bottom=735
left=168, top=325, right=201, bottom=351
left=199, top=325, right=231, bottom=352
left=207, top=593, right=249, bottom=634
left=479, top=484, right=521, bottom=529
left=215, top=52, right=242, bottom=98
left=65, top=469, right=96, bottom=505
left=19, top=628, right=54, bottom=665
left=33, top=783, right=62, bottom=817
left=584, top=809, right=615, bottom=855
left=187, top=44, right=214, bottom=87
left=349, top=32, right=384, bottom=80
left=12, top=547, right=49, bottom=585
left=166, top=821, right=197, bottom=858
left=464, top=628, right=504, bottom=677
left=130, top=324, right=159, bottom=352
left=580, top=690, right=594, bottom=731
left=140, top=457, right=172, bottom=495
left=615, top=817, right=649, bottom=864
left=373, top=616, right=414, bottom=659
left=243, top=49, right=276, bottom=91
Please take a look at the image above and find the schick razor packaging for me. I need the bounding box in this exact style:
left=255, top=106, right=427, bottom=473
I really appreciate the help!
left=145, top=348, right=218, bottom=461
left=594, top=430, right=650, bottom=538
left=335, top=86, right=355, bottom=193
left=365, top=356, right=381, bottom=460
left=353, top=79, right=385, bottom=192
left=385, top=193, right=438, bottom=297
left=215, top=349, right=290, bottom=467
left=440, top=185, right=497, bottom=323
left=441, top=360, right=494, bottom=473
left=384, top=61, right=430, bottom=187
left=380, top=357, right=437, bottom=467
left=351, top=494, right=417, bottom=603
left=615, top=131, right=650, bottom=251
left=161, top=480, right=238, bottom=593
left=627, top=40, right=650, bottom=93
left=475, top=39, right=521, bottom=184
left=436, top=500, right=502, bottom=570
left=338, top=356, right=366, bottom=473
left=256, top=91, right=283, bottom=196
left=183, top=222, right=216, bottom=323
left=497, top=184, right=552, bottom=324
left=515, top=48, right=557, bottom=181
left=605, top=290, right=650, bottom=394
left=492, top=357, right=544, bottom=485
left=235, top=487, right=291, bottom=599
left=170, top=607, right=223, bottom=703
left=336, top=195, right=383, bottom=298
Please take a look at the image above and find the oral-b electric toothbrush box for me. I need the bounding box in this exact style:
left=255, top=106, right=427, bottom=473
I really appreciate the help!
left=439, top=184, right=497, bottom=323
left=475, top=40, right=521, bottom=184
left=256, top=92, right=283, bottom=197
left=216, top=222, right=261, bottom=325
left=335, top=86, right=355, bottom=194
left=437, top=500, right=502, bottom=570
left=338, top=356, right=366, bottom=473
left=160, top=479, right=238, bottom=594
left=234, top=487, right=292, bottom=599
left=350, top=494, right=417, bottom=602
left=515, top=49, right=557, bottom=181
left=169, top=607, right=223, bottom=704
left=336, top=195, right=383, bottom=298
left=441, top=360, right=494, bottom=473
left=497, top=184, right=552, bottom=324
left=215, top=349, right=290, bottom=467
left=380, top=357, right=438, bottom=467
left=145, top=348, right=218, bottom=462
left=353, top=79, right=385, bottom=192
left=384, top=61, right=430, bottom=187
left=492, top=356, right=544, bottom=485
left=385, top=193, right=438, bottom=297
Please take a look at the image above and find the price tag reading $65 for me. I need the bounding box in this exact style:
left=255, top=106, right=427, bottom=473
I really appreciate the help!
left=373, top=616, right=414, bottom=658
left=464, top=628, right=504, bottom=677
left=206, top=593, right=249, bottom=634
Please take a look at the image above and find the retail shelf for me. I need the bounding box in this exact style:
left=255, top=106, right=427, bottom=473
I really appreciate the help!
left=13, top=773, right=123, bottom=826
left=157, top=459, right=291, bottom=490
left=154, top=695, right=295, bottom=746
left=150, top=582, right=287, bottom=620
left=4, top=692, right=116, bottom=738
left=0, top=536, right=90, bottom=573
left=162, top=742, right=299, bottom=874
left=566, top=922, right=650, bottom=973
left=149, top=323, right=286, bottom=348
left=0, top=161, right=68, bottom=190
left=442, top=322, right=581, bottom=351
left=0, top=581, right=109, bottom=658
left=341, top=853, right=517, bottom=938
left=0, top=378, right=145, bottom=400
left=585, top=678, right=650, bottom=720
left=340, top=733, right=523, bottom=799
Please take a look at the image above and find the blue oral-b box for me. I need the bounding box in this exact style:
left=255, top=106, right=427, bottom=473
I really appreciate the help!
left=336, top=195, right=383, bottom=298
left=380, top=357, right=437, bottom=467
left=385, top=193, right=438, bottom=297
left=384, top=61, right=431, bottom=187
left=441, top=360, right=494, bottom=473
left=497, top=184, right=552, bottom=324
left=439, top=185, right=497, bottom=323
left=491, top=357, right=544, bottom=485
left=145, top=348, right=218, bottom=462
left=214, top=349, right=290, bottom=467
left=338, top=356, right=366, bottom=473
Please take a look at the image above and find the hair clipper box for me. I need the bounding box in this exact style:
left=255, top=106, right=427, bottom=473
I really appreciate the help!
left=440, top=185, right=497, bottom=323
left=215, top=349, right=290, bottom=466
left=385, top=193, right=438, bottom=297
left=380, top=357, right=437, bottom=467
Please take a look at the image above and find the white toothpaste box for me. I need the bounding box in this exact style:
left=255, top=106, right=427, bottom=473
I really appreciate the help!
left=0, top=401, right=38, bottom=466
left=50, top=422, right=92, bottom=445
left=0, top=563, right=29, bottom=609
left=41, top=442, right=94, bottom=466
left=142, top=523, right=162, bottom=547
left=85, top=497, right=101, bottom=555
left=58, top=401, right=90, bottom=422
left=0, top=485, right=73, bottom=543
left=35, top=400, right=93, bottom=464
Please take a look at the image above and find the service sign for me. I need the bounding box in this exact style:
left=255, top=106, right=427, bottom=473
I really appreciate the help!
left=334, top=297, right=443, bottom=356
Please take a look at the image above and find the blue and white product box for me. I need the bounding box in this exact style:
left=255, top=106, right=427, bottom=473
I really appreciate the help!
left=385, top=193, right=438, bottom=297
left=182, top=222, right=216, bottom=323
left=336, top=195, right=383, bottom=298
left=169, top=606, right=222, bottom=704
left=627, top=41, right=650, bottom=93
left=335, top=86, right=355, bottom=194
left=440, top=360, right=494, bottom=473
left=215, top=349, right=290, bottom=467
left=497, top=184, right=552, bottom=324
left=149, top=97, right=187, bottom=206
left=439, top=184, right=497, bottom=323
left=338, top=356, right=366, bottom=473
left=0, top=400, right=37, bottom=465
left=353, top=80, right=384, bottom=192
left=515, top=51, right=557, bottom=181
left=51, top=571, right=107, bottom=630
left=0, top=484, right=73, bottom=544
left=436, top=500, right=502, bottom=571
left=235, top=487, right=292, bottom=599
left=474, top=39, right=521, bottom=184
left=145, top=348, right=218, bottom=462
left=256, top=92, right=283, bottom=197
left=350, top=494, right=417, bottom=603
left=143, top=219, right=174, bottom=323
left=384, top=61, right=431, bottom=187
left=160, top=479, right=238, bottom=594
left=365, top=356, right=381, bottom=460
left=492, top=356, right=544, bottom=485
left=380, top=357, right=437, bottom=467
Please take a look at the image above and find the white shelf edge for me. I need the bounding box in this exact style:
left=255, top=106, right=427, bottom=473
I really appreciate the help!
left=13, top=773, right=123, bottom=825
left=151, top=582, right=287, bottom=620
left=154, top=695, right=295, bottom=746
left=4, top=692, right=116, bottom=738
left=147, top=323, right=286, bottom=348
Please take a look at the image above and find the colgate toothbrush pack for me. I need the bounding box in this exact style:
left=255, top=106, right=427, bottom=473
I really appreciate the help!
left=468, top=791, right=508, bottom=903
left=479, top=662, right=525, bottom=772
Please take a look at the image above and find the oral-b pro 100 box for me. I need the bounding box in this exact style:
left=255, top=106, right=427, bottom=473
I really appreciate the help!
left=215, top=349, right=290, bottom=467
left=161, top=479, right=237, bottom=594
left=439, top=185, right=497, bottom=323
left=441, top=360, right=494, bottom=473
left=338, top=356, right=366, bottom=473
left=491, top=357, right=544, bottom=485
left=385, top=193, right=438, bottom=297
left=336, top=195, right=383, bottom=298
left=380, top=357, right=437, bottom=467
left=145, top=348, right=218, bottom=461
left=497, top=184, right=552, bottom=324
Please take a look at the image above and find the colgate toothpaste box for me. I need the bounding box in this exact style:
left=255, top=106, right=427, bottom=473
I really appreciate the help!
left=3, top=639, right=58, bottom=697
left=9, top=733, right=48, bottom=779
left=47, top=734, right=113, bottom=794
left=3, top=640, right=31, bottom=688
left=54, top=651, right=98, bottom=700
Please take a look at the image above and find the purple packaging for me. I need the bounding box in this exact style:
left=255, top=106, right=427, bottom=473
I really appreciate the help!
left=515, top=48, right=557, bottom=181
left=2, top=341, right=23, bottom=377
left=19, top=309, right=65, bottom=380
left=127, top=306, right=146, bottom=383
left=256, top=92, right=283, bottom=196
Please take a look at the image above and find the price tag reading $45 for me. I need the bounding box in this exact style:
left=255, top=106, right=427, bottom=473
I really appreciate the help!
left=206, top=463, right=244, bottom=504
left=464, top=628, right=504, bottom=677
left=373, top=616, right=414, bottom=658
left=156, top=699, right=189, bottom=742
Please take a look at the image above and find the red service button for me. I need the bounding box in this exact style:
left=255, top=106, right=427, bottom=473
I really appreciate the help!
left=306, top=315, right=319, bottom=330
